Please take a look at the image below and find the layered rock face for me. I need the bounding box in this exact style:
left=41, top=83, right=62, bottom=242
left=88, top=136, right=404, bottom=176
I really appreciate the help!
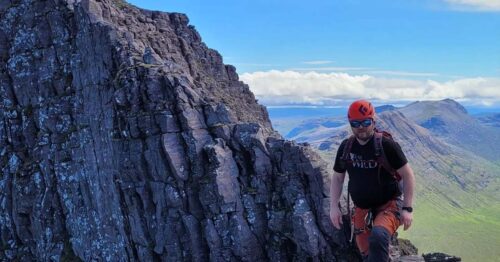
left=0, top=0, right=351, bottom=260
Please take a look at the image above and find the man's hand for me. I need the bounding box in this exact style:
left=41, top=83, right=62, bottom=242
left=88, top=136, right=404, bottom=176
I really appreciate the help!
left=329, top=171, right=346, bottom=230
left=401, top=210, right=413, bottom=230
left=397, top=163, right=415, bottom=231
left=330, top=205, right=343, bottom=230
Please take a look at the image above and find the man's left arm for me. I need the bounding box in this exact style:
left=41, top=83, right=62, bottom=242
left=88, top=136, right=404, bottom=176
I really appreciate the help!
left=397, top=163, right=415, bottom=230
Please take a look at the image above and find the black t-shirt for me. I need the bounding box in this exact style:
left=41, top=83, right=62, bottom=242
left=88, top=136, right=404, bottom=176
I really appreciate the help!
left=333, top=135, right=408, bottom=209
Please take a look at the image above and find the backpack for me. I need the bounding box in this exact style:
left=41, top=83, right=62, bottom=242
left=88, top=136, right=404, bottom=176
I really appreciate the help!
left=340, top=130, right=402, bottom=181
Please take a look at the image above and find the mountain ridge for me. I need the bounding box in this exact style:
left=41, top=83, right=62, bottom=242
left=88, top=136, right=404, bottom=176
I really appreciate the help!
left=398, top=99, right=500, bottom=161
left=0, top=0, right=351, bottom=260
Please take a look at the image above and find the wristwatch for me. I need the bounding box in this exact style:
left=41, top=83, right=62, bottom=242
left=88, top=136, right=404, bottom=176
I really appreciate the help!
left=402, top=206, right=413, bottom=213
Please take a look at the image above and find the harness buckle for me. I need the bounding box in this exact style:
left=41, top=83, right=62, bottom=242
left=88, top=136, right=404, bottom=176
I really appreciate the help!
left=365, top=210, right=374, bottom=229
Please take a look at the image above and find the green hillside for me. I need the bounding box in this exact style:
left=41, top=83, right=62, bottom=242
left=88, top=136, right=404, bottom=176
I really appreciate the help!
left=404, top=160, right=500, bottom=261
left=400, top=190, right=500, bottom=262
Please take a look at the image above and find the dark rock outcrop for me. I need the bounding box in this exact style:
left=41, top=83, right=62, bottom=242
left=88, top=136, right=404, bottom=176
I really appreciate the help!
left=397, top=238, right=418, bottom=256
left=0, top=0, right=359, bottom=261
left=422, top=252, right=462, bottom=262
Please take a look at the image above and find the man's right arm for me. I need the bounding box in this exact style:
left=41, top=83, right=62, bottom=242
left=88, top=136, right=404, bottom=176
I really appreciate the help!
left=329, top=171, right=346, bottom=229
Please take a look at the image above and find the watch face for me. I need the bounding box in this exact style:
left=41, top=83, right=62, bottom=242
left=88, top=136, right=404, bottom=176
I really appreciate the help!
left=403, top=207, right=413, bottom=212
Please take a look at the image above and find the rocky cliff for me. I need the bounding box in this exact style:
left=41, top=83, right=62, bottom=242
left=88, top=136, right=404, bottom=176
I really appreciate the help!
left=0, top=0, right=357, bottom=260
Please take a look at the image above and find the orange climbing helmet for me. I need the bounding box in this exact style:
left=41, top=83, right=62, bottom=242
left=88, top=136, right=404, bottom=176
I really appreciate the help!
left=348, top=99, right=375, bottom=120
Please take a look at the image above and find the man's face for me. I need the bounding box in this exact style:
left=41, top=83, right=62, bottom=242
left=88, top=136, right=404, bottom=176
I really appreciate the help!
left=349, top=118, right=375, bottom=141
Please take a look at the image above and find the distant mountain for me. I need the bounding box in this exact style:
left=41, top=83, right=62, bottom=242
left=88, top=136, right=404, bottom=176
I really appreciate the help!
left=398, top=99, right=467, bottom=133
left=376, top=110, right=498, bottom=192
left=398, top=99, right=500, bottom=162
left=285, top=117, right=344, bottom=139
left=267, top=107, right=346, bottom=137
left=375, top=104, right=397, bottom=113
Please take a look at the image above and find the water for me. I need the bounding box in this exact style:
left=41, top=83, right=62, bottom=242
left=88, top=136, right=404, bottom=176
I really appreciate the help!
left=465, top=106, right=500, bottom=116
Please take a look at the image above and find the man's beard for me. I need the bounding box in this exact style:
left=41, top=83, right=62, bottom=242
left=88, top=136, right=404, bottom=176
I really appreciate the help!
left=355, top=129, right=374, bottom=142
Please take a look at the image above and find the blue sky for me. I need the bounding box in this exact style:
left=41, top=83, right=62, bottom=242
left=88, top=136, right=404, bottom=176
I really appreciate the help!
left=127, top=0, right=500, bottom=107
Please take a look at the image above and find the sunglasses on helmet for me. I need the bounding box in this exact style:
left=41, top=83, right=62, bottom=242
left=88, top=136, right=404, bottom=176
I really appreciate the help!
left=349, top=119, right=373, bottom=128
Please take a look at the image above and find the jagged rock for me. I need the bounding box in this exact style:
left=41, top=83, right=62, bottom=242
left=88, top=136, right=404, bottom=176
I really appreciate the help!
left=422, top=252, right=462, bottom=262
left=398, top=238, right=419, bottom=256
left=0, top=0, right=349, bottom=260
left=397, top=255, right=425, bottom=262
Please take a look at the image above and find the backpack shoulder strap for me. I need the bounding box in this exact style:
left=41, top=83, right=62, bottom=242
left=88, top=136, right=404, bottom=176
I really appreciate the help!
left=374, top=132, right=402, bottom=181
left=341, top=135, right=356, bottom=161
left=374, top=132, right=384, bottom=157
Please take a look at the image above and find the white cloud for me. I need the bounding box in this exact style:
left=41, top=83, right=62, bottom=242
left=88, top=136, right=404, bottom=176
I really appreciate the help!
left=239, top=70, right=500, bottom=106
left=302, top=60, right=333, bottom=65
left=444, top=0, right=500, bottom=11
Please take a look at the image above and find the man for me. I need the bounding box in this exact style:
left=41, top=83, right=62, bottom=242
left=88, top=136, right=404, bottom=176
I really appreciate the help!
left=329, top=99, right=415, bottom=262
